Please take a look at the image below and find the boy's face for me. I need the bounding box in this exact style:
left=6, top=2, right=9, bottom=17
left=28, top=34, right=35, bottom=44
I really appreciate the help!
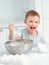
left=24, top=16, right=40, bottom=32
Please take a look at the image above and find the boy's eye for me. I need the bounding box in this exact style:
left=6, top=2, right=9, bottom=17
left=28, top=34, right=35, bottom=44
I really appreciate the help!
left=29, top=21, right=33, bottom=22
left=35, top=21, right=38, bottom=23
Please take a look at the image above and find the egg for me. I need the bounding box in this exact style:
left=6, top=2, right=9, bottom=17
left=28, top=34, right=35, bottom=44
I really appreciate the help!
left=1, top=54, right=8, bottom=61
left=6, top=54, right=14, bottom=61
left=20, top=54, right=29, bottom=65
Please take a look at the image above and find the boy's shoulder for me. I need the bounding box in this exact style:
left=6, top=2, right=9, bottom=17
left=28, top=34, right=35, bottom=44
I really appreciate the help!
left=37, top=31, right=44, bottom=40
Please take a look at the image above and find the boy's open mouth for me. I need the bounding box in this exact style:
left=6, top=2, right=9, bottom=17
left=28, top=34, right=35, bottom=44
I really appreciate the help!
left=30, top=27, right=36, bottom=30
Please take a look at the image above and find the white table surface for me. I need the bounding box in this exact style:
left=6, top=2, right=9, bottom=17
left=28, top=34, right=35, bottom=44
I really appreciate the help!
left=0, top=43, right=49, bottom=65
left=0, top=52, right=49, bottom=65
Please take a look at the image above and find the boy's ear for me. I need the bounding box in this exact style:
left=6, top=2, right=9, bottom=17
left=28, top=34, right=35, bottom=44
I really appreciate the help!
left=24, top=20, right=26, bottom=24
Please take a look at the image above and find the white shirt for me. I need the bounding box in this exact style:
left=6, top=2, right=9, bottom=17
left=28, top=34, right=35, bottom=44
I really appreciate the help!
left=13, top=28, right=44, bottom=47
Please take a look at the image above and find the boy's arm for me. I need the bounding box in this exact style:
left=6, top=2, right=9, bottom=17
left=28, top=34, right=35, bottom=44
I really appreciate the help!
left=9, top=31, right=19, bottom=40
left=8, top=24, right=19, bottom=40
left=8, top=24, right=14, bottom=40
left=9, top=31, right=13, bottom=40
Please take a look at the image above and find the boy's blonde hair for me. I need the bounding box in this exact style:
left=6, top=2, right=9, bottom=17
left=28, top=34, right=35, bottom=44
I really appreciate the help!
left=25, top=10, right=40, bottom=20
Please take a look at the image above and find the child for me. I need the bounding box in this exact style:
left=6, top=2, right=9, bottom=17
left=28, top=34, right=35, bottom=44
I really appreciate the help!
left=8, top=10, right=45, bottom=47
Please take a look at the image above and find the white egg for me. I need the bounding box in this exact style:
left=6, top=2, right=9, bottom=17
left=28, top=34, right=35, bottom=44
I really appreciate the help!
left=21, top=54, right=29, bottom=63
left=3, top=54, right=8, bottom=57
left=13, top=57, right=18, bottom=61
left=13, top=54, right=22, bottom=62
left=6, top=54, right=14, bottom=61
left=21, top=54, right=28, bottom=62
left=1, top=54, right=8, bottom=61
left=1, top=57, right=5, bottom=61
left=14, top=54, right=20, bottom=59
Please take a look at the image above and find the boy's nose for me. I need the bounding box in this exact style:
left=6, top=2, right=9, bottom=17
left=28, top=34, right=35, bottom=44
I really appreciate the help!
left=32, top=23, right=36, bottom=26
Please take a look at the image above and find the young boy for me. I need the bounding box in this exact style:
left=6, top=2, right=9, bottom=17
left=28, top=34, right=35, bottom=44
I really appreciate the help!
left=8, top=10, right=44, bottom=47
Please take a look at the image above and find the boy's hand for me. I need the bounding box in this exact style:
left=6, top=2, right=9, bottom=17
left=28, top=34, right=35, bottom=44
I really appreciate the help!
left=8, top=24, right=14, bottom=32
left=14, top=34, right=19, bottom=40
